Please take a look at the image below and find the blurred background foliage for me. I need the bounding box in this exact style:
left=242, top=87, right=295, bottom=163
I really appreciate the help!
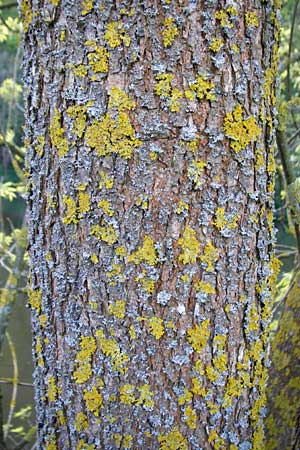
left=0, top=0, right=299, bottom=449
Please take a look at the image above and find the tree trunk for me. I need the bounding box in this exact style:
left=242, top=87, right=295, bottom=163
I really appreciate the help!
left=20, top=0, right=279, bottom=448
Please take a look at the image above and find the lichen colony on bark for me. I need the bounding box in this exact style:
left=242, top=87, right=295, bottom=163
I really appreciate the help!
left=20, top=0, right=280, bottom=449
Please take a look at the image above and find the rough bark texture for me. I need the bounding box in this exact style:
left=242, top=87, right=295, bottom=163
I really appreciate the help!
left=21, top=0, right=279, bottom=449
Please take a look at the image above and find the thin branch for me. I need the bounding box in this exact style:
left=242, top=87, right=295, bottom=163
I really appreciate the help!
left=3, top=332, right=19, bottom=440
left=0, top=379, right=33, bottom=388
left=0, top=2, right=17, bottom=10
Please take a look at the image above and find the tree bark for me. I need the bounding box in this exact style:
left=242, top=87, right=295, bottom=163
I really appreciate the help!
left=20, top=0, right=279, bottom=448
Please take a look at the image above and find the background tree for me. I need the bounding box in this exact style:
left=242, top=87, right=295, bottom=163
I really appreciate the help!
left=21, top=0, right=279, bottom=449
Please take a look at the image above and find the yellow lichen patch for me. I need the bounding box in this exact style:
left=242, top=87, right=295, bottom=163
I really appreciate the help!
left=209, top=38, right=224, bottom=52
left=83, top=386, right=103, bottom=416
left=47, top=376, right=58, bottom=402
left=178, top=388, right=192, bottom=406
left=45, top=438, right=57, bottom=450
left=63, top=196, right=78, bottom=225
left=76, top=440, right=95, bottom=450
left=73, top=64, right=88, bottom=78
left=108, top=300, right=126, bottom=319
left=191, top=378, right=206, bottom=397
left=178, top=226, right=200, bottom=264
left=81, top=0, right=93, bottom=15
left=36, top=135, right=45, bottom=157
left=176, top=201, right=189, bottom=214
left=187, top=159, right=207, bottom=188
left=67, top=102, right=93, bottom=138
left=194, top=281, right=216, bottom=294
left=75, top=412, right=88, bottom=431
left=136, top=384, right=154, bottom=409
left=208, top=430, right=225, bottom=449
left=184, top=405, right=197, bottom=429
left=87, top=46, right=109, bottom=73
left=215, top=7, right=238, bottom=28
left=120, top=384, right=136, bottom=405
left=90, top=222, right=118, bottom=245
left=223, top=377, right=243, bottom=407
left=97, top=330, right=129, bottom=373
left=158, top=428, right=188, bottom=450
left=128, top=236, right=157, bottom=266
left=86, top=113, right=141, bottom=159
left=154, top=73, right=174, bottom=97
left=147, top=316, right=165, bottom=339
left=129, top=325, right=136, bottom=340
left=73, top=336, right=97, bottom=383
left=21, top=0, right=32, bottom=33
left=247, top=303, right=260, bottom=332
left=39, top=314, right=47, bottom=328
left=35, top=337, right=44, bottom=367
left=213, top=207, right=239, bottom=231
left=104, top=21, right=130, bottom=48
left=245, top=11, right=259, bottom=27
left=187, top=319, right=210, bottom=354
left=200, top=240, right=218, bottom=272
left=108, top=87, right=135, bottom=111
left=28, top=288, right=42, bottom=313
left=187, top=75, right=215, bottom=101
left=78, top=192, right=90, bottom=217
left=162, top=17, right=179, bottom=47
left=98, top=199, right=114, bottom=217
left=169, top=89, right=183, bottom=112
left=49, top=109, right=69, bottom=157
left=99, top=171, right=114, bottom=190
left=49, top=0, right=60, bottom=5
left=223, top=104, right=261, bottom=152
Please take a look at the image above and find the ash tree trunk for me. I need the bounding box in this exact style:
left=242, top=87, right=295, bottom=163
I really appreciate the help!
left=20, top=0, right=280, bottom=449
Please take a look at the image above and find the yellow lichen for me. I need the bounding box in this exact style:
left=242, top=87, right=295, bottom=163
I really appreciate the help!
left=81, top=0, right=93, bottom=15
left=187, top=75, right=215, bottom=101
left=20, top=0, right=32, bottom=33
left=120, top=384, right=136, bottom=405
left=49, top=109, right=69, bottom=157
left=104, top=21, right=131, bottom=48
left=36, top=135, right=45, bottom=157
left=128, top=236, right=157, bottom=266
left=73, top=64, right=88, bottom=78
left=209, top=38, right=224, bottom=52
left=187, top=159, right=207, bottom=188
left=67, top=102, right=93, bottom=138
left=62, top=196, right=78, bottom=225
left=90, top=222, right=118, bottom=245
left=78, top=192, right=90, bottom=217
left=108, top=300, right=126, bottom=319
left=108, top=87, right=135, bottom=111
left=158, top=428, right=188, bottom=450
left=213, top=207, right=239, bottom=231
left=76, top=440, right=95, bottom=450
left=245, top=11, right=259, bottom=27
left=176, top=201, right=189, bottom=214
left=99, top=171, right=114, bottom=190
left=83, top=386, right=103, bottom=416
left=215, top=7, right=238, bottom=28
left=184, top=405, right=197, bottom=429
left=87, top=46, right=109, bottom=73
left=98, top=199, right=114, bottom=216
left=178, top=226, right=200, bottom=264
left=75, top=412, right=88, bottom=431
left=154, top=74, right=174, bottom=97
left=147, top=316, right=164, bottom=339
left=97, top=330, right=128, bottom=374
left=169, top=88, right=183, bottom=112
left=223, top=104, right=261, bottom=152
left=187, top=319, right=210, bottom=353
left=136, top=384, right=154, bottom=409
left=73, top=336, right=97, bottom=383
left=28, top=288, right=42, bottom=313
left=200, top=240, right=218, bottom=272
left=86, top=112, right=141, bottom=159
left=129, top=325, right=136, bottom=340
left=162, top=17, right=179, bottom=48
left=178, top=388, right=192, bottom=406
left=47, top=376, right=58, bottom=402
left=194, top=281, right=216, bottom=294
